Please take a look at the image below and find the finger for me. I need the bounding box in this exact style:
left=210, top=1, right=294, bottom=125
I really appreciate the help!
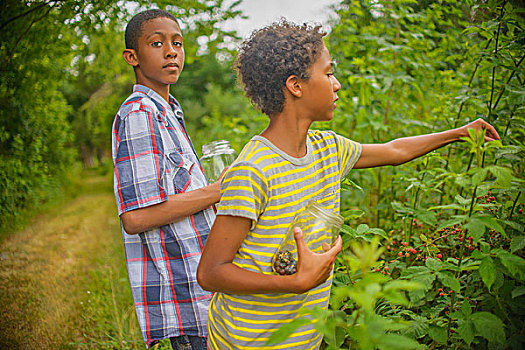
left=322, top=242, right=331, bottom=252
left=488, top=125, right=500, bottom=140
left=293, top=227, right=307, bottom=256
left=327, top=235, right=342, bottom=256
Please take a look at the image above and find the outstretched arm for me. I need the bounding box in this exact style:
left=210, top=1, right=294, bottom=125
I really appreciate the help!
left=353, top=118, right=500, bottom=169
left=197, top=215, right=342, bottom=295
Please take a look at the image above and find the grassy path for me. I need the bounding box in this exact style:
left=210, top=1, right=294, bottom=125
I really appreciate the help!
left=0, top=171, right=148, bottom=349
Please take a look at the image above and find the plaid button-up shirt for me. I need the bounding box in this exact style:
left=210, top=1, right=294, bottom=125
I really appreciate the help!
left=112, top=84, right=214, bottom=347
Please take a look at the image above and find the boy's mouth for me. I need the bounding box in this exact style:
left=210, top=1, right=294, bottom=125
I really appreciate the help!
left=163, top=62, right=179, bottom=69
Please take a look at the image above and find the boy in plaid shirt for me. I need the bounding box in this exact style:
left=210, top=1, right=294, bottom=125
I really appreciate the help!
left=112, top=9, right=221, bottom=349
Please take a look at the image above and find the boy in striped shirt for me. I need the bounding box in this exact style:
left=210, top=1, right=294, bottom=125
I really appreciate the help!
left=197, top=20, right=499, bottom=349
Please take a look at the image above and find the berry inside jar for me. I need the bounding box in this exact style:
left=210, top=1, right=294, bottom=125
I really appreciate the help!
left=273, top=250, right=297, bottom=275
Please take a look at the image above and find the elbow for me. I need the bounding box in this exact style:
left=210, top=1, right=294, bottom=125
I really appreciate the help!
left=197, top=265, right=214, bottom=292
left=120, top=212, right=142, bottom=235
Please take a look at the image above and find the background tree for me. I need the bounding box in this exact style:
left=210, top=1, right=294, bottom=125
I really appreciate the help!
left=0, top=0, right=249, bottom=234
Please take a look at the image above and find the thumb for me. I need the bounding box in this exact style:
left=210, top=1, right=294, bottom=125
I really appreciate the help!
left=293, top=227, right=307, bottom=256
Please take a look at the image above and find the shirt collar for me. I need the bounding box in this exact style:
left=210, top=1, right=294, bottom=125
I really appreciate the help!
left=133, top=84, right=184, bottom=123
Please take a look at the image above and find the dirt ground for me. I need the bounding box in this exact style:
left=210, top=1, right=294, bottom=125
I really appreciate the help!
left=0, top=174, right=123, bottom=349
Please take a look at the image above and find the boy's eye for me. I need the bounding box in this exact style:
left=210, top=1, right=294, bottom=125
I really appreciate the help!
left=152, top=41, right=162, bottom=47
left=173, top=41, right=183, bottom=47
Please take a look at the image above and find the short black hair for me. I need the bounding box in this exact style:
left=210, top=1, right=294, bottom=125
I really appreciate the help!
left=234, top=19, right=326, bottom=117
left=125, top=9, right=179, bottom=51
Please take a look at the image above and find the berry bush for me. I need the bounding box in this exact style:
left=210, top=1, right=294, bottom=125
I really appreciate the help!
left=271, top=1, right=524, bottom=349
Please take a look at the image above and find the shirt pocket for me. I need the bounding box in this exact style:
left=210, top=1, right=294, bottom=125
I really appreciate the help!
left=167, top=151, right=195, bottom=194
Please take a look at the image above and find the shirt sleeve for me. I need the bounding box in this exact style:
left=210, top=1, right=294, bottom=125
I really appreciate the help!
left=333, top=132, right=362, bottom=179
left=114, top=106, right=167, bottom=215
left=216, top=160, right=269, bottom=222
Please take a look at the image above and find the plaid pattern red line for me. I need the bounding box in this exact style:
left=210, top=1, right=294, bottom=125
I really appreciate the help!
left=112, top=84, right=214, bottom=347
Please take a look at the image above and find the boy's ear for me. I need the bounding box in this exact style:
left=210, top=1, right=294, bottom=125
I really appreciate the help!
left=123, top=48, right=139, bottom=67
left=284, top=75, right=303, bottom=98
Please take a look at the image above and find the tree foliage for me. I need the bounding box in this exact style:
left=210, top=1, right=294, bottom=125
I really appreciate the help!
left=0, top=0, right=248, bottom=233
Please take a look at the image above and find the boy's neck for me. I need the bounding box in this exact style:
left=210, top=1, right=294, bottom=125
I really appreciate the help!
left=135, top=76, right=171, bottom=102
left=260, top=111, right=312, bottom=158
left=144, top=84, right=170, bottom=102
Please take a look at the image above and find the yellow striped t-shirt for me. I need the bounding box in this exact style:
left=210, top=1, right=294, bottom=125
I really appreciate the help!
left=208, top=130, right=361, bottom=350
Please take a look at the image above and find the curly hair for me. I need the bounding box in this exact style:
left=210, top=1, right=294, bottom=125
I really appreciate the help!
left=234, top=20, right=326, bottom=117
left=125, top=9, right=179, bottom=51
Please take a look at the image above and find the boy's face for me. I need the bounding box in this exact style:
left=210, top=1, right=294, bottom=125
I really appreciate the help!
left=300, top=44, right=341, bottom=122
left=125, top=17, right=184, bottom=93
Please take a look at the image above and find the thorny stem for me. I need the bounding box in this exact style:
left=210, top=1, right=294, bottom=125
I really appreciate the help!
left=455, top=153, right=474, bottom=216
left=409, top=157, right=430, bottom=242
left=492, top=54, right=525, bottom=110
left=495, top=293, right=516, bottom=329
left=509, top=192, right=521, bottom=220
left=487, top=0, right=507, bottom=123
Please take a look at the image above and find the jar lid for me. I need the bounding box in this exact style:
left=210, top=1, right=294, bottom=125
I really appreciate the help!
left=306, top=200, right=344, bottom=228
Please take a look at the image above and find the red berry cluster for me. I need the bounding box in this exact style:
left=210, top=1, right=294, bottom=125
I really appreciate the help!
left=476, top=190, right=499, bottom=215
left=386, top=240, right=424, bottom=262
left=412, top=218, right=423, bottom=229
left=374, top=265, right=391, bottom=276
left=436, top=287, right=454, bottom=297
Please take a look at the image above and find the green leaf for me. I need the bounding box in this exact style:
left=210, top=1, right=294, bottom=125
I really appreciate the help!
left=492, top=249, right=525, bottom=279
left=401, top=266, right=430, bottom=278
left=368, top=227, right=388, bottom=239
left=476, top=215, right=506, bottom=237
left=414, top=208, right=437, bottom=226
left=465, top=217, right=486, bottom=241
left=472, top=249, right=486, bottom=259
left=479, top=257, right=495, bottom=290
left=480, top=241, right=491, bottom=254
left=342, top=178, right=365, bottom=194
left=511, top=236, right=525, bottom=253
left=266, top=317, right=312, bottom=345
left=425, top=257, right=442, bottom=271
left=428, top=325, right=448, bottom=344
left=377, top=334, right=421, bottom=350
left=471, top=312, right=505, bottom=343
left=512, top=286, right=525, bottom=299
left=457, top=319, right=476, bottom=346
left=487, top=165, right=513, bottom=188
left=461, top=301, right=472, bottom=316
left=341, top=208, right=365, bottom=221
left=471, top=167, right=488, bottom=186
left=391, top=201, right=414, bottom=214
left=357, top=224, right=369, bottom=235
left=437, top=271, right=461, bottom=292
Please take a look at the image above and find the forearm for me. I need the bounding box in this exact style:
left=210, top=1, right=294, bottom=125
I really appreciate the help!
left=386, top=128, right=463, bottom=165
left=198, top=261, right=303, bottom=295
left=198, top=216, right=340, bottom=295
left=121, top=182, right=220, bottom=234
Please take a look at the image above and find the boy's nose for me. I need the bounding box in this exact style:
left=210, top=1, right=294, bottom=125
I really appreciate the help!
left=333, top=76, right=341, bottom=92
left=166, top=44, right=177, bottom=57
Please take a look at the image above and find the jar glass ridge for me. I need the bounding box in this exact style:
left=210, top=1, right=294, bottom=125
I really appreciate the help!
left=273, top=200, right=344, bottom=275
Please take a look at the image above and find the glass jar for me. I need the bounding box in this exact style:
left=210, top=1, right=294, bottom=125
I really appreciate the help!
left=273, top=200, right=344, bottom=275
left=200, top=140, right=237, bottom=183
